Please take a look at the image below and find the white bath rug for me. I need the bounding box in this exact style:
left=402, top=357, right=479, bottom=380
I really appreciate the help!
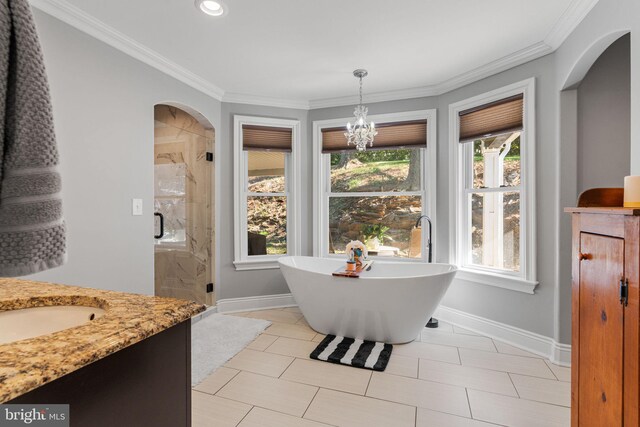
left=191, top=313, right=271, bottom=386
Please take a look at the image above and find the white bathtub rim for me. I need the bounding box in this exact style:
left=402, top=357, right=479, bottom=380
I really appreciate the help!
left=278, top=256, right=457, bottom=280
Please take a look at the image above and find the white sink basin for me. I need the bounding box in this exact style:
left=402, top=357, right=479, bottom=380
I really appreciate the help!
left=0, top=305, right=105, bottom=345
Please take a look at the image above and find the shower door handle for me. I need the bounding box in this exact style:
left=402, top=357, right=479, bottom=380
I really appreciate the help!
left=154, top=212, right=164, bottom=239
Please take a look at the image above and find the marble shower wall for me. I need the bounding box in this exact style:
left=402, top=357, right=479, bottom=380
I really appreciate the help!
left=154, top=105, right=214, bottom=306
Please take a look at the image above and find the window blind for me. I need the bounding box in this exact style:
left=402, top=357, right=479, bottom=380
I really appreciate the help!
left=242, top=124, right=292, bottom=152
left=321, top=120, right=427, bottom=153
left=458, top=94, right=524, bottom=143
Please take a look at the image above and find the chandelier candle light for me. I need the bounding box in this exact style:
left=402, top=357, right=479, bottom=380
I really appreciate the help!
left=345, top=69, right=378, bottom=151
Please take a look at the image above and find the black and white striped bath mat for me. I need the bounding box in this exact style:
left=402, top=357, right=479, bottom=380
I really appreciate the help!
left=310, top=335, right=393, bottom=371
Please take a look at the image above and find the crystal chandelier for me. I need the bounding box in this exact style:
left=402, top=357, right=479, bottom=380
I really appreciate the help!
left=345, top=69, right=377, bottom=151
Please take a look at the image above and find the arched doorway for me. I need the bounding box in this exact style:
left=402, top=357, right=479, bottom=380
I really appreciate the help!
left=153, top=104, right=215, bottom=306
left=556, top=31, right=631, bottom=346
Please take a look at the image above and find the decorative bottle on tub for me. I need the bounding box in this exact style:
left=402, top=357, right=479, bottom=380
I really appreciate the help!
left=346, top=240, right=368, bottom=267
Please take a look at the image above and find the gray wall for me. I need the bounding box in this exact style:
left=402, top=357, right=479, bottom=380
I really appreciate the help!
left=218, top=103, right=308, bottom=300
left=181, top=0, right=638, bottom=349
left=438, top=54, right=559, bottom=339
left=634, top=0, right=640, bottom=174
left=557, top=90, right=578, bottom=345
left=577, top=34, right=630, bottom=193
left=555, top=0, right=637, bottom=345
left=309, top=55, right=560, bottom=340
left=27, top=11, right=221, bottom=295
left=554, top=0, right=638, bottom=170
left=27, top=0, right=640, bottom=346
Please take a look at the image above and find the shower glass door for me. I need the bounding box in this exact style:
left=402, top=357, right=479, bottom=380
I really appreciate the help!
left=154, top=105, right=214, bottom=306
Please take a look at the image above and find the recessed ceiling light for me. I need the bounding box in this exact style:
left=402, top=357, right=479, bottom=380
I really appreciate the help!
left=196, top=0, right=227, bottom=17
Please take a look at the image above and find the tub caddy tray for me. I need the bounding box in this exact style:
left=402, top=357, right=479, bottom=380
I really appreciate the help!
left=332, top=261, right=373, bottom=278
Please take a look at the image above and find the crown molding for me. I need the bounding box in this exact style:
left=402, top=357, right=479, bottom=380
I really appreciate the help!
left=308, top=84, right=439, bottom=110
left=544, top=0, right=600, bottom=49
left=433, top=42, right=553, bottom=95
left=308, top=42, right=553, bottom=109
left=30, top=0, right=225, bottom=101
left=31, top=0, right=597, bottom=111
left=222, top=92, right=310, bottom=110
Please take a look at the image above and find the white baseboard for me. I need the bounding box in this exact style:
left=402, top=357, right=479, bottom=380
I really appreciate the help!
left=213, top=294, right=571, bottom=366
left=216, top=293, right=296, bottom=313
left=434, top=305, right=571, bottom=367
left=551, top=342, right=572, bottom=367
left=191, top=305, right=218, bottom=324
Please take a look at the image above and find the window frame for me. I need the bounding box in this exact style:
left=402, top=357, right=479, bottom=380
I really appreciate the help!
left=449, top=79, right=538, bottom=293
left=313, top=109, right=437, bottom=262
left=233, top=115, right=301, bottom=271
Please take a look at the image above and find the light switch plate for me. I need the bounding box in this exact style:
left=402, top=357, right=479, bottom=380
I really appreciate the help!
left=132, top=198, right=143, bottom=216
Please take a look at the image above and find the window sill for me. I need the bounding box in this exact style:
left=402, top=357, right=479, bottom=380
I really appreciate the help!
left=454, top=268, right=538, bottom=294
left=233, top=258, right=283, bottom=271
left=324, top=254, right=437, bottom=264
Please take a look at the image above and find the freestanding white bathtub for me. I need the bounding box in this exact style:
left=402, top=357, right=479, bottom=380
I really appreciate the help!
left=279, top=256, right=457, bottom=344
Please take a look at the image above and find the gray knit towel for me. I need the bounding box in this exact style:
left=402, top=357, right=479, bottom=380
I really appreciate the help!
left=0, top=0, right=66, bottom=276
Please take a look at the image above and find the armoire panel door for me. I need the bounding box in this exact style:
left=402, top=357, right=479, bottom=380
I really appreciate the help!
left=578, top=232, right=625, bottom=427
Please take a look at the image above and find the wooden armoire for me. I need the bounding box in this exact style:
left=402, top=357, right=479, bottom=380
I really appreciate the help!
left=566, top=188, right=639, bottom=427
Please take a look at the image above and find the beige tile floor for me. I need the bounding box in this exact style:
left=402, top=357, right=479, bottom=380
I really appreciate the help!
left=192, top=307, right=571, bottom=427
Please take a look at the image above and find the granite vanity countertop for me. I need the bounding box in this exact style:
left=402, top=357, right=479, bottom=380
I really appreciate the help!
left=0, top=278, right=205, bottom=403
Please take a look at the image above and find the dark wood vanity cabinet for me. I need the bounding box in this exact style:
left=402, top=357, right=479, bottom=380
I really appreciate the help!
left=567, top=207, right=639, bottom=427
left=9, top=321, right=192, bottom=427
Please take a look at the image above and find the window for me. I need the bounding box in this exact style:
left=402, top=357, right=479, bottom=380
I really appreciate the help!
left=234, top=116, right=301, bottom=270
left=314, top=110, right=437, bottom=261
left=466, top=133, right=521, bottom=271
left=247, top=151, right=287, bottom=255
left=449, top=79, right=537, bottom=293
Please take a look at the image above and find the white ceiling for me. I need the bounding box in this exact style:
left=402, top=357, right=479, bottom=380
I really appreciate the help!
left=34, top=0, right=598, bottom=108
